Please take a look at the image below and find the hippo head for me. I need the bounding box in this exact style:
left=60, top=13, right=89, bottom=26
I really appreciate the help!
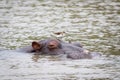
left=32, top=39, right=64, bottom=55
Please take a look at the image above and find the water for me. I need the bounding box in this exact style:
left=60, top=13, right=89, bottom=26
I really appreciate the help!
left=0, top=0, right=120, bottom=80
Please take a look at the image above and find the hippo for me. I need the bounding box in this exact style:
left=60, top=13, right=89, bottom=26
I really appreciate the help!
left=18, top=38, right=100, bottom=59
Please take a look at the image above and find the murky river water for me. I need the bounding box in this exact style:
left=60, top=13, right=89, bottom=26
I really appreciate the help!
left=0, top=0, right=120, bottom=80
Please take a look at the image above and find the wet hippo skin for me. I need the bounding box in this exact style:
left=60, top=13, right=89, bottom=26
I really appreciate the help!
left=32, top=39, right=64, bottom=55
left=24, top=39, right=100, bottom=59
left=19, top=39, right=100, bottom=59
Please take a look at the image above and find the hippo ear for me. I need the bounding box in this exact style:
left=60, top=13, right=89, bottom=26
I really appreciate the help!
left=32, top=41, right=41, bottom=50
left=48, top=40, right=59, bottom=49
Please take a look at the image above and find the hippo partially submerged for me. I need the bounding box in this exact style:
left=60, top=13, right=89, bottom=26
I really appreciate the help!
left=19, top=39, right=100, bottom=59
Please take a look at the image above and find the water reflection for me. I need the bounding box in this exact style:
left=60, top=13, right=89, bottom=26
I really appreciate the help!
left=32, top=54, right=40, bottom=62
left=0, top=51, right=120, bottom=80
left=0, top=0, right=120, bottom=80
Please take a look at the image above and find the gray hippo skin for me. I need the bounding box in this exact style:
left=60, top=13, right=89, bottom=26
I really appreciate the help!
left=19, top=39, right=100, bottom=59
left=34, top=39, right=95, bottom=59
left=0, top=39, right=101, bottom=59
